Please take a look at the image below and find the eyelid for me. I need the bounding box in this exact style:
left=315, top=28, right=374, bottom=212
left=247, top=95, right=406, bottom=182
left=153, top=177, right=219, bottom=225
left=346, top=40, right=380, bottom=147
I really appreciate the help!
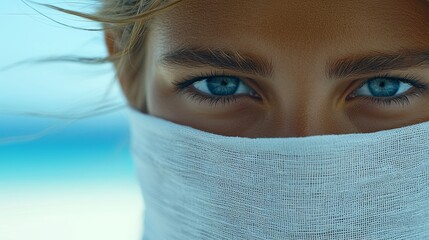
left=172, top=69, right=232, bottom=89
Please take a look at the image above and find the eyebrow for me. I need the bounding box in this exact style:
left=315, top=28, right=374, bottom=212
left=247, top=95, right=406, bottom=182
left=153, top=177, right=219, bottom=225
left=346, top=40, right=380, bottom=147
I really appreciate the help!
left=327, top=49, right=429, bottom=79
left=159, top=46, right=274, bottom=78
left=159, top=46, right=429, bottom=79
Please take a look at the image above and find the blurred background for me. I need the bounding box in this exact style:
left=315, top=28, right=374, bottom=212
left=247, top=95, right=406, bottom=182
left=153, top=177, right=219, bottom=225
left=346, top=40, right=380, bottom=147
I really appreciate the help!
left=0, top=1, right=143, bottom=239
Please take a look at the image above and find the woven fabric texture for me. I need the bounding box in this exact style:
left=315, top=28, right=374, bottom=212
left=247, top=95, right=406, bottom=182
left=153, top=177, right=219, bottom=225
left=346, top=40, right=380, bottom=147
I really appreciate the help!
left=129, top=108, right=429, bottom=240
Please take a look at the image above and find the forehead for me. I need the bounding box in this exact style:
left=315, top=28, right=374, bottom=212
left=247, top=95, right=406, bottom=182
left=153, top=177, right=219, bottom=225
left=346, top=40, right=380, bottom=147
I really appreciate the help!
left=150, top=0, right=429, bottom=63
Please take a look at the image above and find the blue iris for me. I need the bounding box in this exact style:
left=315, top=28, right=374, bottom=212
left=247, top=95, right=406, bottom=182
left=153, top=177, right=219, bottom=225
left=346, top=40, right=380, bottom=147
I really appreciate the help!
left=367, top=78, right=400, bottom=97
left=206, top=77, right=240, bottom=96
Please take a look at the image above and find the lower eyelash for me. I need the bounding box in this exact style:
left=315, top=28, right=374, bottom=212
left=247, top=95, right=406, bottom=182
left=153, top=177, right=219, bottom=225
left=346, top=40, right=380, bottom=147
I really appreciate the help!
left=184, top=89, right=239, bottom=106
left=359, top=88, right=426, bottom=107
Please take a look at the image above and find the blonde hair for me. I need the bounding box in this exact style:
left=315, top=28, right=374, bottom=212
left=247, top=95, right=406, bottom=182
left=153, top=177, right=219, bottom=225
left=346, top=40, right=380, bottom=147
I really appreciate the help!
left=42, top=0, right=184, bottom=110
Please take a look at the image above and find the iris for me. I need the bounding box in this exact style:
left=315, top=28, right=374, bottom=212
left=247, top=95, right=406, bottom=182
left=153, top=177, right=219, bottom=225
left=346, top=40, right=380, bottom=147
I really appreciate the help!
left=206, top=77, right=240, bottom=96
left=367, top=78, right=400, bottom=97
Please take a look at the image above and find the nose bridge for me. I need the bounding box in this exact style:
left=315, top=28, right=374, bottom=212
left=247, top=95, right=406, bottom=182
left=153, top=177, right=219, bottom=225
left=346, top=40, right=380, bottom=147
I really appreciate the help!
left=269, top=47, right=348, bottom=137
left=277, top=100, right=340, bottom=137
left=297, top=99, right=334, bottom=137
left=272, top=73, right=343, bottom=137
left=284, top=95, right=332, bottom=137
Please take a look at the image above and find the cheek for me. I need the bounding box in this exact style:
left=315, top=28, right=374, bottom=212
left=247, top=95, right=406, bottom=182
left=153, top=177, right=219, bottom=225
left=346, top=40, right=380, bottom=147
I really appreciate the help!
left=344, top=99, right=429, bottom=133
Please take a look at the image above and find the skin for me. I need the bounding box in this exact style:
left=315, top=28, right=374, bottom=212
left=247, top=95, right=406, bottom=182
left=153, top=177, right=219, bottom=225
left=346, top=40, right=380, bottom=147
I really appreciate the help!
left=107, top=0, right=429, bottom=137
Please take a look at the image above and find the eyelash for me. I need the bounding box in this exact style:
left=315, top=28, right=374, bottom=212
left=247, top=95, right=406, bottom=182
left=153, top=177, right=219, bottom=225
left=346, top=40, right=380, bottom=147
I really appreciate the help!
left=172, top=71, right=428, bottom=107
left=348, top=73, right=428, bottom=106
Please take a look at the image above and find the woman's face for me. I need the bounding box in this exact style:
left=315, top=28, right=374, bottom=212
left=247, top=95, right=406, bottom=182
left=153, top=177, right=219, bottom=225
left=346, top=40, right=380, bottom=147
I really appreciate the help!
left=129, top=0, right=429, bottom=137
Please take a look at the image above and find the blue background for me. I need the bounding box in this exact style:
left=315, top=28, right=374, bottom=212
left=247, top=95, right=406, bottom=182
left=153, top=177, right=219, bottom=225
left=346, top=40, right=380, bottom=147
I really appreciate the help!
left=0, top=1, right=143, bottom=239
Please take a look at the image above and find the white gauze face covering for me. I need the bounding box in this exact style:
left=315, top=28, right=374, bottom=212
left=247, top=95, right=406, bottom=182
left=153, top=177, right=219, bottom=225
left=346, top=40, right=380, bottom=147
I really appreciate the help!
left=129, top=108, right=429, bottom=239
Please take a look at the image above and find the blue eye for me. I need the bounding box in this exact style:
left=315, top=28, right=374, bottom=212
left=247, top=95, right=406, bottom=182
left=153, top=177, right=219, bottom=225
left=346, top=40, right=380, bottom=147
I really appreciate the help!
left=172, top=72, right=261, bottom=106
left=349, top=74, right=428, bottom=106
left=192, top=76, right=254, bottom=96
left=354, top=77, right=412, bottom=97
